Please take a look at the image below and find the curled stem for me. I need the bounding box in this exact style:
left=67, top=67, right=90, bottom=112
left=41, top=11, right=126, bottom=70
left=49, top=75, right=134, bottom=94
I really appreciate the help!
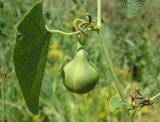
left=74, top=19, right=88, bottom=36
left=46, top=25, right=81, bottom=36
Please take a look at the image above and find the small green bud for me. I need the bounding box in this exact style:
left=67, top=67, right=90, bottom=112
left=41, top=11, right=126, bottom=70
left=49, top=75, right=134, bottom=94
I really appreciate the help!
left=62, top=47, right=99, bottom=94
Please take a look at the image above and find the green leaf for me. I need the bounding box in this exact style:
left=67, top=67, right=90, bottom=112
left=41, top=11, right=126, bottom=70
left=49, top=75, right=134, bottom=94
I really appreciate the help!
left=109, top=96, right=123, bottom=112
left=125, top=0, right=145, bottom=18
left=13, top=2, right=52, bottom=114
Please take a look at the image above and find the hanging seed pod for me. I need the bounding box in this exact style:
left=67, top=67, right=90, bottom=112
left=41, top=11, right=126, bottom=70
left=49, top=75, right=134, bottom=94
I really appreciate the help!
left=62, top=47, right=99, bottom=94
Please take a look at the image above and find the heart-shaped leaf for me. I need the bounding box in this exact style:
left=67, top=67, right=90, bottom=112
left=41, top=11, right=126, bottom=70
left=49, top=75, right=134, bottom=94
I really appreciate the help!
left=109, top=96, right=123, bottom=112
left=13, top=2, right=52, bottom=114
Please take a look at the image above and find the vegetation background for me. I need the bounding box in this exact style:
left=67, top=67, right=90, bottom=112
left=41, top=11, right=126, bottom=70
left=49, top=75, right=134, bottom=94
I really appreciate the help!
left=0, top=0, right=160, bottom=122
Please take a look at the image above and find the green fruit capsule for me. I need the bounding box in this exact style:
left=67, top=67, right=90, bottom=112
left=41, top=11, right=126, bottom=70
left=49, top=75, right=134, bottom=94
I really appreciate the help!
left=62, top=47, right=99, bottom=94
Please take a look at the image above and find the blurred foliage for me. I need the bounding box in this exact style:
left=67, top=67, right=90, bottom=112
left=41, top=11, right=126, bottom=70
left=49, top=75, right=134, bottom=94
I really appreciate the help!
left=124, top=0, right=145, bottom=18
left=0, top=0, right=160, bottom=122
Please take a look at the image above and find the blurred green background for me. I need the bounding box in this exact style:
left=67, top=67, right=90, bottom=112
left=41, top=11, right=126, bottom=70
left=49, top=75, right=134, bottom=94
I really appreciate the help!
left=0, top=0, right=160, bottom=122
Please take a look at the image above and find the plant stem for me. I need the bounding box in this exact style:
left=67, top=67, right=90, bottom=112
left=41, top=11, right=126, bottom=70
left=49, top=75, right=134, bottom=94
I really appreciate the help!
left=130, top=116, right=134, bottom=122
left=98, top=34, right=130, bottom=121
left=96, top=0, right=128, bottom=111
left=150, top=92, right=160, bottom=101
left=97, top=0, right=102, bottom=29
left=1, top=83, right=5, bottom=122
left=98, top=35, right=126, bottom=104
left=96, top=0, right=129, bottom=120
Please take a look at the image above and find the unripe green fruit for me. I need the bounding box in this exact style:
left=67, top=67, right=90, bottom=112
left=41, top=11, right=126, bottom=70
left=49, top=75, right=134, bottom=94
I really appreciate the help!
left=62, top=47, right=99, bottom=94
